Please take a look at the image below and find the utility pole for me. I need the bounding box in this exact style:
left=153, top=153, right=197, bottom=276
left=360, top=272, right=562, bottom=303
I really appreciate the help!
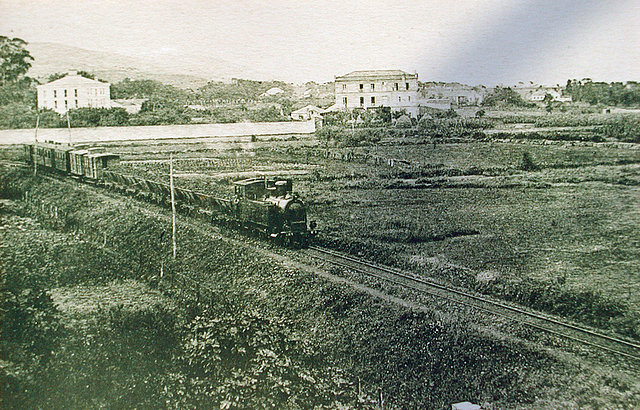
left=170, top=153, right=177, bottom=259
left=33, top=111, right=39, bottom=177
left=66, top=110, right=72, bottom=145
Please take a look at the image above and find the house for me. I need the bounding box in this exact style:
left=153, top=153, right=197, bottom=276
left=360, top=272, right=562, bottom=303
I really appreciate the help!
left=334, top=70, right=420, bottom=117
left=419, top=82, right=486, bottom=106
left=37, top=70, right=111, bottom=114
left=290, top=105, right=324, bottom=120
left=513, top=84, right=572, bottom=103
left=111, top=98, right=145, bottom=114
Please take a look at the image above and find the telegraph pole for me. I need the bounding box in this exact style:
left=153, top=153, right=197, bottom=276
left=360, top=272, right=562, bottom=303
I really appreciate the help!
left=170, top=153, right=177, bottom=259
left=33, top=111, right=39, bottom=177
left=66, top=110, right=72, bottom=145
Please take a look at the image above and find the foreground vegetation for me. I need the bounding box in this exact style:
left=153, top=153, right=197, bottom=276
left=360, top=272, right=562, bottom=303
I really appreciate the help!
left=2, top=167, right=639, bottom=408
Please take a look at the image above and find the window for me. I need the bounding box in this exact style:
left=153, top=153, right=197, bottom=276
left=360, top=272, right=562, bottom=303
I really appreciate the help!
left=74, top=89, right=78, bottom=97
left=65, top=101, right=68, bottom=108
left=398, top=96, right=402, bottom=102
left=394, top=83, right=399, bottom=91
left=55, top=101, right=58, bottom=108
left=360, top=97, right=364, bottom=106
left=406, top=83, right=410, bottom=90
left=342, top=84, right=347, bottom=90
left=343, top=97, right=347, bottom=106
left=54, top=90, right=57, bottom=98
left=408, top=96, right=411, bottom=102
left=64, top=89, right=67, bottom=97
left=370, top=96, right=375, bottom=105
left=75, top=99, right=78, bottom=106
left=370, top=83, right=375, bottom=91
left=359, top=83, right=364, bottom=91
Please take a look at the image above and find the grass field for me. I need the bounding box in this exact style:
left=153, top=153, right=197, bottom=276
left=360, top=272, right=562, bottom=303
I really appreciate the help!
left=97, top=137, right=640, bottom=337
left=2, top=176, right=639, bottom=409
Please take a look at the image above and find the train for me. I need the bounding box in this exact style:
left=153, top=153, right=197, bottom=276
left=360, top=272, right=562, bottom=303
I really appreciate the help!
left=23, top=141, right=315, bottom=247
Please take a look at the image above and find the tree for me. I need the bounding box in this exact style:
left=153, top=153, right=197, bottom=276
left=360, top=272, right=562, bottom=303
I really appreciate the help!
left=543, top=93, right=555, bottom=113
left=0, top=36, right=34, bottom=85
left=482, top=86, right=533, bottom=107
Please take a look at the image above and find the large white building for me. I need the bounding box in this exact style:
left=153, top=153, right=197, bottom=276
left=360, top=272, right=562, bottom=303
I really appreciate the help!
left=334, top=70, right=420, bottom=117
left=37, top=70, right=111, bottom=114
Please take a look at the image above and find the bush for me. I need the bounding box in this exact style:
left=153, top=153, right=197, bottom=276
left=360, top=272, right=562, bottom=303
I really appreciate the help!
left=67, top=107, right=130, bottom=127
left=316, top=126, right=384, bottom=146
left=520, top=151, right=539, bottom=171
left=602, top=114, right=640, bottom=142
left=417, top=118, right=488, bottom=139
left=482, top=87, right=535, bottom=108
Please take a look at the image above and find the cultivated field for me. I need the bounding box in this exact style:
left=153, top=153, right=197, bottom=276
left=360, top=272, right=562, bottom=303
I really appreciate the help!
left=100, top=136, right=640, bottom=339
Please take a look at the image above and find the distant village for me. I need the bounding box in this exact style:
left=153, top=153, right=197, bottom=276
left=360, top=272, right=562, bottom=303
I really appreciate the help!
left=36, top=69, right=583, bottom=123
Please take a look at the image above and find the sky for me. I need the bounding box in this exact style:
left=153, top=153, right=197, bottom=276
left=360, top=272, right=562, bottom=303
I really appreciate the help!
left=1, top=0, right=638, bottom=85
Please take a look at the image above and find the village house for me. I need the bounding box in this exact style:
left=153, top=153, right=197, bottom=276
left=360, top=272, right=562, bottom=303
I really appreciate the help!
left=419, top=82, right=486, bottom=106
left=290, top=105, right=325, bottom=120
left=513, top=83, right=572, bottom=103
left=37, top=70, right=111, bottom=114
left=334, top=70, right=420, bottom=117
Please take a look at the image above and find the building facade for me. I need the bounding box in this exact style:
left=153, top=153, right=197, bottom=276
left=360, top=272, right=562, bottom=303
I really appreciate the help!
left=334, top=70, right=419, bottom=117
left=419, top=82, right=486, bottom=106
left=37, top=71, right=111, bottom=114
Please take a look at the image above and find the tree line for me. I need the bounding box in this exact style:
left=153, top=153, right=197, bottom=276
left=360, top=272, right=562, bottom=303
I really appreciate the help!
left=565, top=79, right=640, bottom=106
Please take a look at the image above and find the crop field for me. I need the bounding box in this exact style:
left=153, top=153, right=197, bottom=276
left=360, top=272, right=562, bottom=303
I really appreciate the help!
left=94, top=137, right=640, bottom=339
left=2, top=172, right=639, bottom=408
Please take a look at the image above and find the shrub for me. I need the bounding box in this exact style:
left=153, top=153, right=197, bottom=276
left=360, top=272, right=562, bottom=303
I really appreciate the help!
left=601, top=114, right=640, bottom=142
left=520, top=151, right=539, bottom=171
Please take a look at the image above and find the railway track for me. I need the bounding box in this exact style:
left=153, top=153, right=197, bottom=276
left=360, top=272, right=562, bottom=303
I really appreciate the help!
left=4, top=160, right=640, bottom=363
left=304, top=245, right=640, bottom=362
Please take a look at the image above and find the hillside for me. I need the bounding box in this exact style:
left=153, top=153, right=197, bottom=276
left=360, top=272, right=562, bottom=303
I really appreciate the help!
left=26, top=42, right=273, bottom=88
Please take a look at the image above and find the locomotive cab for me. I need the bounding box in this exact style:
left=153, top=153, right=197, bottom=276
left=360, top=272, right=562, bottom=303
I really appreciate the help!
left=231, top=177, right=312, bottom=247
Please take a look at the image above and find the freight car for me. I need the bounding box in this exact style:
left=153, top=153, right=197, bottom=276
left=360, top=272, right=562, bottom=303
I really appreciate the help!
left=25, top=142, right=119, bottom=179
left=23, top=142, right=314, bottom=247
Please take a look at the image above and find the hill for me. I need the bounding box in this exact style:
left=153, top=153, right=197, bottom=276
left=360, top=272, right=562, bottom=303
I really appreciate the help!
left=26, top=42, right=272, bottom=88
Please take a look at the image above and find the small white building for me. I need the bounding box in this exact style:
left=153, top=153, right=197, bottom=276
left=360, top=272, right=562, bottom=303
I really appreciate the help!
left=111, top=99, right=145, bottom=114
left=290, top=105, right=324, bottom=120
left=334, top=70, right=420, bottom=117
left=261, top=87, right=285, bottom=97
left=37, top=70, right=111, bottom=114
left=513, top=84, right=572, bottom=103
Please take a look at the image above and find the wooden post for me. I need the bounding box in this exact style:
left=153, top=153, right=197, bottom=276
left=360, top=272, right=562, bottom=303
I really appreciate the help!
left=170, top=154, right=177, bottom=259
left=33, top=112, right=39, bottom=177
left=66, top=111, right=72, bottom=145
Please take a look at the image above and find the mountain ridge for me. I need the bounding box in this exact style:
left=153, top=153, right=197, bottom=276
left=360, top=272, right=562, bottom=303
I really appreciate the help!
left=26, top=42, right=273, bottom=88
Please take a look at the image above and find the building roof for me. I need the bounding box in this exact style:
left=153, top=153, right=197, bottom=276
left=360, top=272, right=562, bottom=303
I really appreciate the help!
left=262, top=87, right=285, bottom=96
left=38, top=72, right=109, bottom=88
left=336, top=70, right=418, bottom=81
left=322, top=103, right=342, bottom=112
left=291, top=105, right=324, bottom=114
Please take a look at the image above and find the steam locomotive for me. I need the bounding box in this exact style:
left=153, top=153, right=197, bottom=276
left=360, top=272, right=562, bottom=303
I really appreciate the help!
left=23, top=142, right=314, bottom=247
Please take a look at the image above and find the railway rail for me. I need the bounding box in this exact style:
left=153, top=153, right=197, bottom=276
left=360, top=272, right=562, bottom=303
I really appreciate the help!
left=304, top=245, right=640, bottom=362
left=3, top=159, right=640, bottom=363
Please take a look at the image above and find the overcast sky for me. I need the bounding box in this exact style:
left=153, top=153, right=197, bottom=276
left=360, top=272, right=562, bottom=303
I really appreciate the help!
left=1, top=0, right=638, bottom=85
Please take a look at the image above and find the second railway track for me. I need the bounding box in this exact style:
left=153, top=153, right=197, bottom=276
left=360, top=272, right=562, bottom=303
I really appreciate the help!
left=304, top=245, right=640, bottom=363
